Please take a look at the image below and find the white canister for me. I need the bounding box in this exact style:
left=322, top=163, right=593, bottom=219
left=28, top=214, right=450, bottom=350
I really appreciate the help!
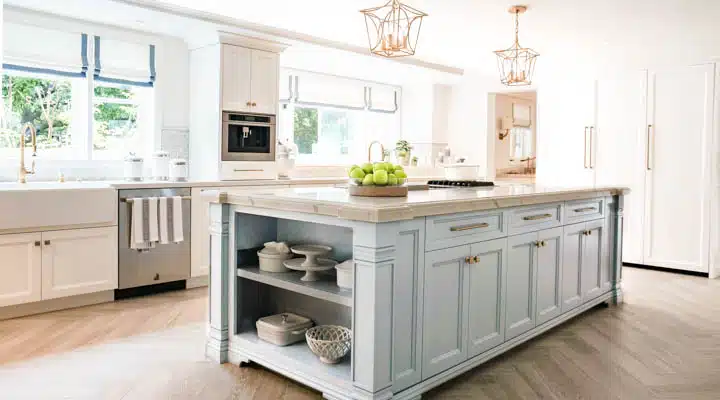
left=169, top=159, right=188, bottom=182
left=152, top=151, right=170, bottom=181
left=335, top=260, right=353, bottom=290
left=124, top=155, right=144, bottom=182
left=258, top=247, right=294, bottom=272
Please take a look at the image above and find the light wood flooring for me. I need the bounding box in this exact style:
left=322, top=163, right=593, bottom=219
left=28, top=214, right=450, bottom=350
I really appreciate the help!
left=0, top=267, right=718, bottom=399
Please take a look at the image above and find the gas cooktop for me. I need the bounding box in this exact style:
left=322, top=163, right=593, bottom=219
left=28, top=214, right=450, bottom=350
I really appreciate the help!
left=427, top=180, right=495, bottom=188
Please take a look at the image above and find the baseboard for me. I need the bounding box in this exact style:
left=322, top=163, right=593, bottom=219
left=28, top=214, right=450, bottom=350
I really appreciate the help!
left=623, top=263, right=709, bottom=278
left=187, top=275, right=209, bottom=288
left=0, top=290, right=114, bottom=321
left=114, top=280, right=186, bottom=300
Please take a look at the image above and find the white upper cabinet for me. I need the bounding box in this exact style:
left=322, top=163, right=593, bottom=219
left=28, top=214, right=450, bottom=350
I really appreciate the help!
left=0, top=233, right=42, bottom=307
left=222, top=44, right=279, bottom=115
left=250, top=50, right=279, bottom=115
left=41, top=227, right=118, bottom=300
left=642, top=64, right=715, bottom=273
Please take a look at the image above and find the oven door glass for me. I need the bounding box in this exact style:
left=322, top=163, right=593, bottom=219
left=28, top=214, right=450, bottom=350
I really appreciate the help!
left=227, top=123, right=271, bottom=154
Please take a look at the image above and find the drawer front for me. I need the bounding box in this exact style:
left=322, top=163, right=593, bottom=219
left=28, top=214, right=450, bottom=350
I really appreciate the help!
left=508, top=203, right=562, bottom=235
left=426, top=210, right=505, bottom=251
left=564, top=198, right=605, bottom=224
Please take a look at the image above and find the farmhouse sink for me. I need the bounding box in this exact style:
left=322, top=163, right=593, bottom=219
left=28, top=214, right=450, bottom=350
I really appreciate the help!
left=0, top=181, right=116, bottom=231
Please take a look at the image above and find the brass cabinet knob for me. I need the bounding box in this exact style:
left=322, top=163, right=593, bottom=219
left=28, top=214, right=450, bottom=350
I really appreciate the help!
left=246, top=101, right=252, bottom=106
left=44, top=240, right=51, bottom=245
left=465, top=256, right=473, bottom=264
left=34, top=241, right=41, bottom=247
left=251, top=102, right=257, bottom=107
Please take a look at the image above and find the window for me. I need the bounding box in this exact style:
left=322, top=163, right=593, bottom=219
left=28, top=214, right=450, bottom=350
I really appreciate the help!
left=279, top=70, right=401, bottom=165
left=1, top=22, right=156, bottom=163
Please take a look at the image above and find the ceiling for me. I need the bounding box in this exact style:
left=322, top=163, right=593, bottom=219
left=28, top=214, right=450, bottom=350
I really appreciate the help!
left=7, top=0, right=720, bottom=78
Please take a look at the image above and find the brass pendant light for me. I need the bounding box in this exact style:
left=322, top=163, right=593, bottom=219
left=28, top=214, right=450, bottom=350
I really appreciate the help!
left=361, top=0, right=428, bottom=58
left=494, top=5, right=539, bottom=86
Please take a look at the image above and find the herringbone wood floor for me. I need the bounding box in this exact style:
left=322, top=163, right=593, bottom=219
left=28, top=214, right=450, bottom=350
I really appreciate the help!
left=0, top=267, right=718, bottom=399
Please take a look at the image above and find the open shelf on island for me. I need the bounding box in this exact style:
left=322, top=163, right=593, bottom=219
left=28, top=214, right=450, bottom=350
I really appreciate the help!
left=236, top=267, right=352, bottom=307
left=234, top=330, right=352, bottom=393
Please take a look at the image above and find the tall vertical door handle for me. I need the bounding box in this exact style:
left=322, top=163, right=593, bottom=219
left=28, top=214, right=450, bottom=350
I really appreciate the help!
left=583, top=127, right=589, bottom=168
left=646, top=124, right=653, bottom=170
left=589, top=126, right=595, bottom=169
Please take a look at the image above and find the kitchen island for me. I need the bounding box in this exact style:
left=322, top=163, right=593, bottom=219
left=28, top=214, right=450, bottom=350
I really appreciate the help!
left=205, top=184, right=627, bottom=400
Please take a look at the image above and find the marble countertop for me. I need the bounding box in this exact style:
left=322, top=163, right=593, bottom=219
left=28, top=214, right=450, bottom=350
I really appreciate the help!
left=209, top=184, right=629, bottom=223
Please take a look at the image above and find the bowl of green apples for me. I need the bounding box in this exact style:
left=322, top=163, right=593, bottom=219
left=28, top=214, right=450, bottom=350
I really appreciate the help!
left=347, top=162, right=409, bottom=197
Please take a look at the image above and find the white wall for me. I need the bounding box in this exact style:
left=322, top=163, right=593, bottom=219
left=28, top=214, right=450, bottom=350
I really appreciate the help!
left=0, top=8, right=190, bottom=181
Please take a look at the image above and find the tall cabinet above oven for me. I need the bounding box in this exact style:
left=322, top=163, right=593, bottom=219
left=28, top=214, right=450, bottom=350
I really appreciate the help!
left=188, top=34, right=286, bottom=181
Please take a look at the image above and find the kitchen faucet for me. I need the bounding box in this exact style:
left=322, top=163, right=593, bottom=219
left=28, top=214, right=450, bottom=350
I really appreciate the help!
left=18, top=123, right=37, bottom=183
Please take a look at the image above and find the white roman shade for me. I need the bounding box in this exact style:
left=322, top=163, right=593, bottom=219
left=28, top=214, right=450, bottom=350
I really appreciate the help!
left=367, top=84, right=399, bottom=113
left=3, top=22, right=88, bottom=77
left=294, top=71, right=366, bottom=110
left=94, top=36, right=156, bottom=87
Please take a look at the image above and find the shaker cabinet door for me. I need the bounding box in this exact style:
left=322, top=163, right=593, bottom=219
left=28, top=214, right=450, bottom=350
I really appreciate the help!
left=249, top=50, right=279, bottom=115
left=0, top=233, right=42, bottom=307
left=467, top=238, right=507, bottom=358
left=561, top=223, right=585, bottom=313
left=505, top=232, right=537, bottom=340
left=221, top=44, right=252, bottom=112
left=422, top=246, right=470, bottom=379
left=535, top=227, right=563, bottom=325
left=581, top=219, right=605, bottom=301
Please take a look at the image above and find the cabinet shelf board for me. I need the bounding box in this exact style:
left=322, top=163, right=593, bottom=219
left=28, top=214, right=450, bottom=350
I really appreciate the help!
left=233, top=330, right=352, bottom=390
left=236, top=267, right=352, bottom=307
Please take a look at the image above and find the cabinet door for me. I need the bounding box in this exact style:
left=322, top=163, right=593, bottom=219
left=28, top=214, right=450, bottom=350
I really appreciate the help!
left=392, top=220, right=425, bottom=392
left=467, top=238, right=507, bottom=358
left=250, top=50, right=279, bottom=115
left=0, top=233, right=42, bottom=307
left=221, top=44, right=252, bottom=112
left=536, top=78, right=595, bottom=187
left=581, top=220, right=605, bottom=301
left=643, top=64, right=714, bottom=273
left=505, top=232, right=537, bottom=340
left=535, top=227, right=563, bottom=325
left=561, top=223, right=585, bottom=313
left=422, top=246, right=469, bottom=379
left=41, top=227, right=118, bottom=300
left=593, top=71, right=647, bottom=265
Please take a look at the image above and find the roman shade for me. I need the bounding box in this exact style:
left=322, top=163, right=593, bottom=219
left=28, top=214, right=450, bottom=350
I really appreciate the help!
left=367, top=85, right=399, bottom=113
left=294, top=71, right=366, bottom=110
left=94, top=36, right=156, bottom=87
left=3, top=22, right=88, bottom=77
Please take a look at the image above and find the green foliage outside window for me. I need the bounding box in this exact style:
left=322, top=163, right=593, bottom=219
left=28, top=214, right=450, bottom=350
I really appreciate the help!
left=293, top=107, right=318, bottom=154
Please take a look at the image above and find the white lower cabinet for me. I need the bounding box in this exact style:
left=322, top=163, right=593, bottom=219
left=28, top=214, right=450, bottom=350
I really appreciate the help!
left=0, top=233, right=42, bottom=307
left=41, top=227, right=118, bottom=300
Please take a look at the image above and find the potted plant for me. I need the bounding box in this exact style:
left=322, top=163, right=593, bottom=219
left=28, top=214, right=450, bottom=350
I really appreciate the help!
left=395, top=140, right=413, bottom=166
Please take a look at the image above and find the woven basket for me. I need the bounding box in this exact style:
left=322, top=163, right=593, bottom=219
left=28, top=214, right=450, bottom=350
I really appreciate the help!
left=305, top=325, right=352, bottom=364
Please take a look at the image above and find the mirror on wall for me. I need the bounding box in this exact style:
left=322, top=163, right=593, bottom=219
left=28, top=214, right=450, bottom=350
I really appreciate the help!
left=492, top=92, right=537, bottom=178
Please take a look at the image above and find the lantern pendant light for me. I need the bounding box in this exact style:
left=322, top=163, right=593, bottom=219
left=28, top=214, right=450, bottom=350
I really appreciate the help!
left=494, top=5, right=539, bottom=86
left=361, top=0, right=428, bottom=58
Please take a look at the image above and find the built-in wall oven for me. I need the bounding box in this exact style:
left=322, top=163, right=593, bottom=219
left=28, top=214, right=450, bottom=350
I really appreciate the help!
left=222, top=111, right=276, bottom=162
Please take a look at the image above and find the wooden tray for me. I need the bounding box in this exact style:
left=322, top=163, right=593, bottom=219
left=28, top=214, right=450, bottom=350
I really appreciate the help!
left=348, top=184, right=408, bottom=197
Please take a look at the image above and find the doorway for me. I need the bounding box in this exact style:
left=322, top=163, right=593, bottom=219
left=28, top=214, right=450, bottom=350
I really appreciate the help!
left=488, top=91, right=537, bottom=182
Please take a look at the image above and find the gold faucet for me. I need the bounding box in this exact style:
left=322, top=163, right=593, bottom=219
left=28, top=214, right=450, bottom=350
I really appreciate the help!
left=367, top=140, right=385, bottom=163
left=18, top=123, right=37, bottom=183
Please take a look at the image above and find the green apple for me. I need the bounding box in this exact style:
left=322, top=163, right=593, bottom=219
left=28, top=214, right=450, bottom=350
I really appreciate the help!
left=361, top=163, right=374, bottom=174
left=387, top=164, right=395, bottom=174
left=388, top=174, right=398, bottom=186
left=397, top=178, right=406, bottom=185
left=348, top=164, right=360, bottom=174
left=373, top=170, right=389, bottom=185
left=394, top=170, right=407, bottom=179
left=362, top=173, right=374, bottom=186
left=373, top=162, right=387, bottom=172
left=350, top=167, right=366, bottom=180
left=394, top=165, right=404, bottom=171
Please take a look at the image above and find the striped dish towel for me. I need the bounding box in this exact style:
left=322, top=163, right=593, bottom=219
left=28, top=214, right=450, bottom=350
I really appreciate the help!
left=159, top=196, right=184, bottom=244
left=130, top=197, right=159, bottom=250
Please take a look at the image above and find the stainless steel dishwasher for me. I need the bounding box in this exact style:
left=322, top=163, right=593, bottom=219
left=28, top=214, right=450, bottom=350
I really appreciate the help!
left=118, top=188, right=191, bottom=290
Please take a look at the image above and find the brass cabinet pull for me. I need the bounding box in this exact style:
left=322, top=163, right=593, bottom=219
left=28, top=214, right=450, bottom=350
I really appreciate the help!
left=535, top=241, right=546, bottom=247
left=573, top=207, right=597, bottom=213
left=646, top=124, right=653, bottom=170
left=44, top=240, right=51, bottom=245
left=450, top=222, right=490, bottom=232
left=588, top=126, right=595, bottom=169
left=523, top=213, right=553, bottom=221
left=34, top=241, right=41, bottom=247
left=583, top=126, right=589, bottom=168
left=582, top=230, right=593, bottom=236
left=465, top=256, right=475, bottom=264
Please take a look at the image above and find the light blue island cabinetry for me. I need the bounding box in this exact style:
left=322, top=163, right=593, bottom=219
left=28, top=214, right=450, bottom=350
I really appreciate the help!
left=205, top=185, right=626, bottom=400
